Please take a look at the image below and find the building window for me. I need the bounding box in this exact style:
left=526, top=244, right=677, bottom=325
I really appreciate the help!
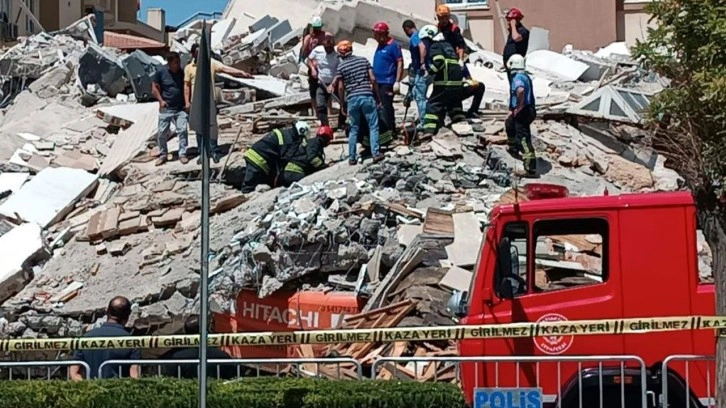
left=1, top=0, right=10, bottom=14
left=532, top=218, right=608, bottom=292
left=24, top=0, right=38, bottom=34
left=442, top=0, right=489, bottom=7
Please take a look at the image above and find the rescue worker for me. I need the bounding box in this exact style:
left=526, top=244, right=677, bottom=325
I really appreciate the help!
left=502, top=8, right=529, bottom=85
left=435, top=5, right=466, bottom=63
left=279, top=125, right=334, bottom=186
left=505, top=54, right=537, bottom=177
left=306, top=33, right=341, bottom=127
left=462, top=72, right=485, bottom=119
left=241, top=121, right=310, bottom=192
left=435, top=4, right=482, bottom=118
left=329, top=40, right=384, bottom=165
left=402, top=20, right=429, bottom=131
left=300, top=17, right=331, bottom=118
left=372, top=21, right=402, bottom=145
left=347, top=105, right=394, bottom=156
left=418, top=25, right=466, bottom=136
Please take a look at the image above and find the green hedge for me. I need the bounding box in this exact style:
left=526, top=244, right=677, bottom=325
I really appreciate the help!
left=0, top=377, right=466, bottom=408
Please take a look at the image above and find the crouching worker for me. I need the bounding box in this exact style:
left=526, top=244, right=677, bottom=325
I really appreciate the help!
left=241, top=121, right=310, bottom=193
left=418, top=25, right=465, bottom=136
left=279, top=125, right=334, bottom=186
left=346, top=106, right=394, bottom=159
left=505, top=54, right=537, bottom=177
left=462, top=64, right=485, bottom=119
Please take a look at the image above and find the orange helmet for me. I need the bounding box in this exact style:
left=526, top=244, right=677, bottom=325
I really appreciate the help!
left=316, top=125, right=334, bottom=144
left=336, top=40, right=352, bottom=55
left=436, top=4, right=450, bottom=17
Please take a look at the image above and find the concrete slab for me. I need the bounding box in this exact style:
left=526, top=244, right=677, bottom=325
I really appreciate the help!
left=98, top=107, right=159, bottom=176
left=595, top=42, right=631, bottom=59
left=0, top=172, right=30, bottom=195
left=96, top=102, right=159, bottom=124
left=218, top=73, right=291, bottom=96
left=0, top=223, right=43, bottom=303
left=0, top=167, right=98, bottom=228
left=466, top=64, right=553, bottom=100
left=211, top=17, right=237, bottom=50
left=525, top=50, right=589, bottom=82
left=527, top=27, right=550, bottom=54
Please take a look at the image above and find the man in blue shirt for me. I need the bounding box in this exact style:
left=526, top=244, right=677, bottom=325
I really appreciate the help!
left=372, top=21, right=402, bottom=145
left=504, top=54, right=537, bottom=177
left=402, top=20, right=429, bottom=131
left=70, top=296, right=141, bottom=380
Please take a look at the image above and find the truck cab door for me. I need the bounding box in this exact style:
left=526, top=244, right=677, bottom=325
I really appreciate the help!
left=481, top=216, right=623, bottom=396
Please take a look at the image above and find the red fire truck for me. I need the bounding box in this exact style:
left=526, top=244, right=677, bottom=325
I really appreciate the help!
left=448, top=185, right=715, bottom=407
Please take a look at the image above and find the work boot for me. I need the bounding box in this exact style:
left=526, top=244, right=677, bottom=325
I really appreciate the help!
left=372, top=153, right=385, bottom=163
left=155, top=156, right=167, bottom=166
left=212, top=152, right=222, bottom=164
left=179, top=156, right=189, bottom=164
left=514, top=168, right=538, bottom=178
left=465, top=111, right=481, bottom=119
left=348, top=159, right=357, bottom=165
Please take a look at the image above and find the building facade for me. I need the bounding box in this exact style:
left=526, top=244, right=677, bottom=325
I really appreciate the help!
left=373, top=0, right=654, bottom=52
left=0, top=0, right=165, bottom=43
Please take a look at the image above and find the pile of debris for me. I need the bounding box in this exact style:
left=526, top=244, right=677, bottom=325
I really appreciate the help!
left=0, top=0, right=713, bottom=383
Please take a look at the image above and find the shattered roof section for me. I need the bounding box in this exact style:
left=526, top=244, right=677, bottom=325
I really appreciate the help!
left=567, top=86, right=654, bottom=124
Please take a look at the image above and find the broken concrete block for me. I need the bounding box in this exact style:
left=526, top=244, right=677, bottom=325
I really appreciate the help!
left=118, top=216, right=149, bottom=236
left=252, top=244, right=273, bottom=263
left=32, top=141, right=55, bottom=151
left=0, top=223, right=45, bottom=304
left=0, top=167, right=98, bottom=228
left=95, top=244, right=107, bottom=255
left=152, top=207, right=185, bottom=228
left=211, top=193, right=247, bottom=214
left=165, top=234, right=194, bottom=255
left=77, top=43, right=128, bottom=97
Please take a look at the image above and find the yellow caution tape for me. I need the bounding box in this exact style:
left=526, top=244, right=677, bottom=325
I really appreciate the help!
left=3, top=316, right=726, bottom=352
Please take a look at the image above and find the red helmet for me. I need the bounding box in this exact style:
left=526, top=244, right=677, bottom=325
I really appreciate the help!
left=372, top=22, right=390, bottom=33
left=316, top=125, right=334, bottom=143
left=506, top=8, right=524, bottom=21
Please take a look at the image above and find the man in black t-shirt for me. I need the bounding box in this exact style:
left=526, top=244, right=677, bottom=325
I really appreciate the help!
left=159, top=315, right=237, bottom=379
left=70, top=296, right=141, bottom=380
left=502, top=7, right=529, bottom=85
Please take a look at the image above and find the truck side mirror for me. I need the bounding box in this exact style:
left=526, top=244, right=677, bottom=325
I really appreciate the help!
left=447, top=290, right=469, bottom=319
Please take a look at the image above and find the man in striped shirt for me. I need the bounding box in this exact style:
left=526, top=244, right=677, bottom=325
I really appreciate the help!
left=329, top=41, right=384, bottom=164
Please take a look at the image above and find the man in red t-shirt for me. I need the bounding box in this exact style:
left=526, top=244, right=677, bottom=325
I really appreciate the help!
left=300, top=16, right=331, bottom=117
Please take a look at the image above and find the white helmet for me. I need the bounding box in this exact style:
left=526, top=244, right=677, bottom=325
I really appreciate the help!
left=310, top=16, right=323, bottom=29
left=294, top=120, right=310, bottom=136
left=507, top=54, right=526, bottom=71
left=418, top=24, right=439, bottom=41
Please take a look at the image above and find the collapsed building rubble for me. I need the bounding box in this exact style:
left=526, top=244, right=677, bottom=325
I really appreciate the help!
left=0, top=0, right=712, bottom=383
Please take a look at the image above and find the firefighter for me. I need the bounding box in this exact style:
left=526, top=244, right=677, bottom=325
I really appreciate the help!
left=279, top=125, right=334, bottom=186
left=502, top=8, right=529, bottom=85
left=435, top=5, right=466, bottom=63
left=241, top=121, right=310, bottom=192
left=462, top=73, right=485, bottom=119
left=505, top=54, right=537, bottom=177
left=418, top=24, right=465, bottom=136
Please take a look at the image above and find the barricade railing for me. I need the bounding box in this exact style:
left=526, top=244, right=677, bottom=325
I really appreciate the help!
left=98, top=357, right=363, bottom=380
left=661, top=355, right=716, bottom=408
left=372, top=355, right=648, bottom=408
left=0, top=360, right=91, bottom=380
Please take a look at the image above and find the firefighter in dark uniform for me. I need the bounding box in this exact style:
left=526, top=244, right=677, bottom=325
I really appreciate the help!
left=279, top=125, right=334, bottom=186
left=419, top=25, right=465, bottom=136
left=241, top=121, right=310, bottom=192
left=435, top=5, right=466, bottom=62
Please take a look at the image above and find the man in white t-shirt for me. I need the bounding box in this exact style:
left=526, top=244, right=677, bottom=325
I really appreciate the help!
left=306, top=34, right=341, bottom=127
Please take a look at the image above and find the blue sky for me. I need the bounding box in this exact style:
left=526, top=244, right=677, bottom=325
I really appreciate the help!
left=139, top=0, right=229, bottom=26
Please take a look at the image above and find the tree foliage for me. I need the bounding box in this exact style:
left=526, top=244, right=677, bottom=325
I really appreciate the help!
left=632, top=0, right=726, bottom=192
left=633, top=2, right=726, bottom=406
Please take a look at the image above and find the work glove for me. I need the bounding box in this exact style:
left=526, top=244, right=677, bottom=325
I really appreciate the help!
left=393, top=82, right=401, bottom=94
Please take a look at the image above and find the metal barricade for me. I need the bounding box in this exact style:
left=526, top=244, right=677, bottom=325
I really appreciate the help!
left=661, top=355, right=716, bottom=408
left=372, top=355, right=648, bottom=408
left=98, top=357, right=363, bottom=380
left=0, top=360, right=91, bottom=380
